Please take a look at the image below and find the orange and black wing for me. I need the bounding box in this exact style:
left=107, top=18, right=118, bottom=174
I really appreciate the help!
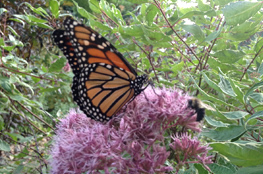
left=63, top=17, right=137, bottom=75
left=53, top=29, right=83, bottom=75
left=73, top=63, right=147, bottom=122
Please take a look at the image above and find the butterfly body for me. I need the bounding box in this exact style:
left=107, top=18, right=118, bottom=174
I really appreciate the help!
left=53, top=17, right=148, bottom=122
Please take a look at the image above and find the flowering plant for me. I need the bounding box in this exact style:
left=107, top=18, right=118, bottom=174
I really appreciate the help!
left=49, top=87, right=213, bottom=173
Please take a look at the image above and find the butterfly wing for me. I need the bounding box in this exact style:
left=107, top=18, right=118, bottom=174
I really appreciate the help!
left=75, top=63, right=147, bottom=122
left=53, top=18, right=148, bottom=122
left=53, top=29, right=84, bottom=75
left=63, top=17, right=137, bottom=75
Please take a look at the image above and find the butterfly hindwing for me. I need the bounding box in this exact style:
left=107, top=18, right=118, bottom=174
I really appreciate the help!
left=73, top=63, right=147, bottom=122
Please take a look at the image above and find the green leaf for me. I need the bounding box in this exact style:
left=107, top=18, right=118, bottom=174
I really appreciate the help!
left=215, top=0, right=234, bottom=6
left=36, top=23, right=53, bottom=29
left=210, top=142, right=263, bottom=167
left=0, top=139, right=11, bottom=152
left=50, top=0, right=59, bottom=18
left=218, top=75, right=236, bottom=97
left=190, top=75, right=233, bottom=107
left=249, top=93, right=263, bottom=105
left=236, top=165, right=263, bottom=174
left=208, top=163, right=234, bottom=174
left=182, top=24, right=205, bottom=41
left=73, top=0, right=94, bottom=20
left=88, top=0, right=101, bottom=13
left=0, top=116, right=4, bottom=131
left=0, top=76, right=12, bottom=92
left=13, top=165, right=24, bottom=174
left=212, top=50, right=245, bottom=64
left=8, top=26, right=19, bottom=37
left=222, top=111, right=248, bottom=120
left=39, top=87, right=60, bottom=93
left=229, top=79, right=244, bottom=103
left=254, top=39, right=263, bottom=55
left=145, top=4, right=158, bottom=25
left=126, top=0, right=149, bottom=4
left=120, top=25, right=144, bottom=37
left=222, top=2, right=263, bottom=26
left=205, top=116, right=229, bottom=127
left=27, top=15, right=47, bottom=23
left=202, top=125, right=246, bottom=141
left=179, top=11, right=204, bottom=20
left=49, top=58, right=66, bottom=73
left=171, top=62, right=184, bottom=76
left=244, top=81, right=263, bottom=103
left=204, top=28, right=221, bottom=42
left=246, top=111, right=263, bottom=123
left=0, top=8, right=7, bottom=15
left=202, top=73, right=222, bottom=93
left=25, top=2, right=49, bottom=17
left=207, top=58, right=237, bottom=73
left=194, top=164, right=208, bottom=174
left=197, top=0, right=211, bottom=11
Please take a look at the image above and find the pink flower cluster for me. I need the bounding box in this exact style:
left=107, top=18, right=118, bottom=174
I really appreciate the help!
left=49, top=87, right=212, bottom=173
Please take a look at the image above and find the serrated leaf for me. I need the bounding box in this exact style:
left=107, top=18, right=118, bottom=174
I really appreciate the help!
left=210, top=142, right=263, bottom=167
left=222, top=1, right=263, bottom=26
left=222, top=111, right=248, bottom=120
left=0, top=139, right=11, bottom=151
left=202, top=125, right=246, bottom=141
left=49, top=58, right=66, bottom=73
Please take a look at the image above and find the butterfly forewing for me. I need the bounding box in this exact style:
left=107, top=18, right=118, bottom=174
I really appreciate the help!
left=53, top=30, right=84, bottom=75
left=63, top=17, right=137, bottom=75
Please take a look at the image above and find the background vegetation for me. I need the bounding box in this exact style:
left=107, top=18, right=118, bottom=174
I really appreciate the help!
left=0, top=0, right=263, bottom=173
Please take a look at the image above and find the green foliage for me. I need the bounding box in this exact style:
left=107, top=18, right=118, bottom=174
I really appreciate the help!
left=0, top=0, right=263, bottom=173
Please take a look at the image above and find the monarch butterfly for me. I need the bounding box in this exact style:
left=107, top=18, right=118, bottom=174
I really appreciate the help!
left=53, top=17, right=148, bottom=122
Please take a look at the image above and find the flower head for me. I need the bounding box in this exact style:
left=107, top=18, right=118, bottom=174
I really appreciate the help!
left=49, top=87, right=209, bottom=173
